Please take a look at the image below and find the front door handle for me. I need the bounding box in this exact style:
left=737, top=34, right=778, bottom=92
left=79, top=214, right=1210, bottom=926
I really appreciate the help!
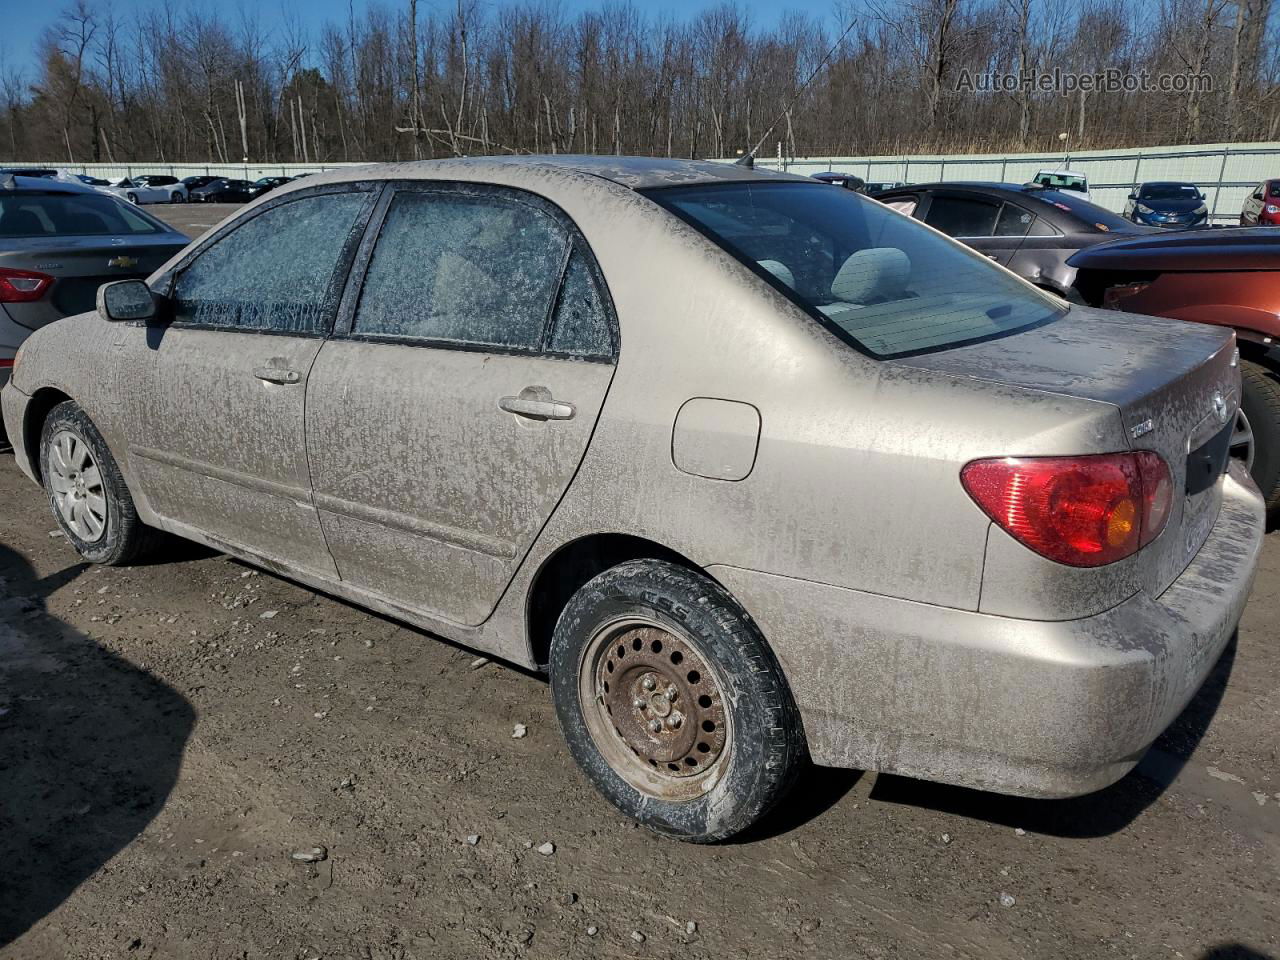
left=254, top=366, right=301, bottom=384
left=499, top=395, right=575, bottom=421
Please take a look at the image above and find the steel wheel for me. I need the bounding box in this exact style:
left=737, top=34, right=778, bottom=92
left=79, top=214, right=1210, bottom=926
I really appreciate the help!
left=578, top=617, right=731, bottom=802
left=1230, top=408, right=1255, bottom=472
left=47, top=429, right=108, bottom=543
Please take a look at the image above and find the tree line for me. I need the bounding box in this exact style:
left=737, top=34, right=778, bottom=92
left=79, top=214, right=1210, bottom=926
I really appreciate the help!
left=1, top=0, right=1277, bottom=165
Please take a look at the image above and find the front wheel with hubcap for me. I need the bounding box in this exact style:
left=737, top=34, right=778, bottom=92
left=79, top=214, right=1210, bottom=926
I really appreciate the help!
left=41, top=400, right=157, bottom=565
left=549, top=560, right=805, bottom=842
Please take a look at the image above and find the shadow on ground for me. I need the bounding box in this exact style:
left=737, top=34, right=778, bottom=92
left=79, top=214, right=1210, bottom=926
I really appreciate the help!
left=0, top=541, right=194, bottom=946
left=1198, top=946, right=1278, bottom=959
left=868, top=633, right=1237, bottom=839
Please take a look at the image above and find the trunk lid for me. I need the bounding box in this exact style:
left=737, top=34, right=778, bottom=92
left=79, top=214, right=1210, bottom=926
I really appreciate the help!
left=0, top=234, right=186, bottom=329
left=895, top=305, right=1239, bottom=596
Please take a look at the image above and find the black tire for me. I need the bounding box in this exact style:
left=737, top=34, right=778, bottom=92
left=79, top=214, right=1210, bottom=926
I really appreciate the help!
left=549, top=560, right=805, bottom=842
left=171, top=191, right=185, bottom=203
left=40, top=400, right=157, bottom=565
left=1241, top=358, right=1280, bottom=524
left=126, top=192, right=138, bottom=204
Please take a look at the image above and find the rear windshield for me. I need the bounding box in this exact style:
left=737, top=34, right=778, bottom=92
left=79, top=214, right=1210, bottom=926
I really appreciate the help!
left=1140, top=183, right=1201, bottom=200
left=0, top=191, right=166, bottom=237
left=1032, top=190, right=1136, bottom=232
left=646, top=181, right=1065, bottom=359
left=1034, top=173, right=1087, bottom=193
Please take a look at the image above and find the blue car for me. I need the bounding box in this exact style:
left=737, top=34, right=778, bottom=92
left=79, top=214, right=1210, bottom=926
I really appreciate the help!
left=1123, top=181, right=1209, bottom=228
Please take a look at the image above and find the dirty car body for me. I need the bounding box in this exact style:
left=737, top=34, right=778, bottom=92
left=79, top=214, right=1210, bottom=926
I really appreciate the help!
left=1, top=156, right=1266, bottom=838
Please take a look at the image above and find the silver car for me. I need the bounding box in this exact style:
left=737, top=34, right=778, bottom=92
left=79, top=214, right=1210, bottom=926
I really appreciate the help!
left=1, top=157, right=1265, bottom=841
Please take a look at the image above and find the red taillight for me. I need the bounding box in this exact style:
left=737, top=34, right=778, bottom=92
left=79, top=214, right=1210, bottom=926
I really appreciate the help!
left=0, top=267, right=54, bottom=303
left=961, top=452, right=1173, bottom=567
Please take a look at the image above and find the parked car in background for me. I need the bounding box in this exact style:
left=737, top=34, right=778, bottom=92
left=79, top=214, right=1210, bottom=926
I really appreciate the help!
left=248, top=176, right=294, bottom=198
left=189, top=178, right=257, bottom=203
left=101, top=177, right=180, bottom=205
left=71, top=174, right=112, bottom=187
left=181, top=175, right=224, bottom=193
left=1241, top=180, right=1280, bottom=225
left=1, top=157, right=1264, bottom=842
left=1123, top=181, right=1208, bottom=228
left=1031, top=169, right=1092, bottom=201
left=865, top=180, right=907, bottom=193
left=873, top=181, right=1152, bottom=298
left=0, top=168, right=58, bottom=179
left=129, top=175, right=188, bottom=202
left=1070, top=227, right=1280, bottom=523
left=811, top=172, right=865, bottom=192
left=0, top=173, right=188, bottom=392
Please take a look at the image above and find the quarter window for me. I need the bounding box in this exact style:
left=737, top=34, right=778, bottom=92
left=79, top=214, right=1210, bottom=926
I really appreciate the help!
left=172, top=192, right=369, bottom=333
left=354, top=191, right=570, bottom=350
left=994, top=203, right=1035, bottom=237
left=548, top=249, right=613, bottom=357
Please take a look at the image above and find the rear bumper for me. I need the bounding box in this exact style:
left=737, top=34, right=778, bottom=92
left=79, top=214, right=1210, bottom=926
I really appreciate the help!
left=710, top=461, right=1265, bottom=798
left=1, top=380, right=36, bottom=479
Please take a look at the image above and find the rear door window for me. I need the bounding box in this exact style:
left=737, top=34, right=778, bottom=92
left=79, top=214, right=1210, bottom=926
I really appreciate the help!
left=353, top=189, right=571, bottom=351
left=923, top=195, right=1001, bottom=237
left=172, top=191, right=371, bottom=334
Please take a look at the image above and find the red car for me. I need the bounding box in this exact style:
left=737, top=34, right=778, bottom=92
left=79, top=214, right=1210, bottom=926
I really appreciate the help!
left=1070, top=228, right=1280, bottom=524
left=1241, top=179, right=1280, bottom=225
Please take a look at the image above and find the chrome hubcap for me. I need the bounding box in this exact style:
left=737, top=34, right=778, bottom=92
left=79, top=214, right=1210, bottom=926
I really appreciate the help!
left=47, top=430, right=107, bottom=543
left=1230, top=408, right=1255, bottom=472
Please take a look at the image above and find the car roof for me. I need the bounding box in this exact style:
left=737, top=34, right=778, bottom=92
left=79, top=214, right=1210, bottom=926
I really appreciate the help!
left=1035, top=169, right=1087, bottom=176
left=301, top=155, right=806, bottom=192
left=1139, top=180, right=1198, bottom=187
left=1069, top=226, right=1280, bottom=271
left=0, top=173, right=100, bottom=194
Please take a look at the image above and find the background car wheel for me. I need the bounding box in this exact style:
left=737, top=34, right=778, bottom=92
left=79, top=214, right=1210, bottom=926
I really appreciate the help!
left=171, top=192, right=185, bottom=203
left=549, top=559, right=805, bottom=842
left=1240, top=358, right=1280, bottom=525
left=40, top=401, right=158, bottom=565
left=126, top=192, right=139, bottom=204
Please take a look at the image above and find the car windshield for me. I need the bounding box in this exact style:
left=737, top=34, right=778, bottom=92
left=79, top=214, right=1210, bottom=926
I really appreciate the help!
left=1032, top=190, right=1136, bottom=232
left=646, top=181, right=1065, bottom=359
left=1269, top=183, right=1280, bottom=198
left=0, top=191, right=166, bottom=237
left=1140, top=183, right=1200, bottom=200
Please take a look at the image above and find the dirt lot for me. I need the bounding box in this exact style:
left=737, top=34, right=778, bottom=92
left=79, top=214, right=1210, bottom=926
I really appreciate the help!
left=0, top=202, right=1277, bottom=959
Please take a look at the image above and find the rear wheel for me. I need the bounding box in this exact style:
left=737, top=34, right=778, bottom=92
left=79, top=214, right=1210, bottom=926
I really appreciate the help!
left=549, top=560, right=804, bottom=842
left=170, top=191, right=185, bottom=203
left=126, top=192, right=139, bottom=204
left=1239, top=358, right=1280, bottom=524
left=40, top=401, right=157, bottom=565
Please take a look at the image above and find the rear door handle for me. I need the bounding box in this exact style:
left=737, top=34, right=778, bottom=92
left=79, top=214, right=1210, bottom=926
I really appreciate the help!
left=499, top=396, right=575, bottom=421
left=254, top=366, right=301, bottom=384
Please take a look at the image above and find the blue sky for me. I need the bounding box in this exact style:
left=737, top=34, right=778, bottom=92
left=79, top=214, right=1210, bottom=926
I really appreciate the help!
left=1, top=0, right=835, bottom=79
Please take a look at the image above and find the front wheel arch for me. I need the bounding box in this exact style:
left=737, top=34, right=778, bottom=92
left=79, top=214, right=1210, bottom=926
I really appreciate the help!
left=23, top=387, right=75, bottom=484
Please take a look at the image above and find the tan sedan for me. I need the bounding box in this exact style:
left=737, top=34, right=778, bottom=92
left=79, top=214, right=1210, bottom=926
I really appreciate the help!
left=1, top=157, right=1264, bottom=841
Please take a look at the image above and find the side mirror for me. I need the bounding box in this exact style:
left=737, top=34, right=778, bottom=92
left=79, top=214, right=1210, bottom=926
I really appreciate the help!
left=1127, top=193, right=1136, bottom=201
left=97, top=279, right=156, bottom=322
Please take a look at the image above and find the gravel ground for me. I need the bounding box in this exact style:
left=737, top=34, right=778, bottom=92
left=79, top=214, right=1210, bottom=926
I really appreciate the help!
left=0, top=202, right=1276, bottom=959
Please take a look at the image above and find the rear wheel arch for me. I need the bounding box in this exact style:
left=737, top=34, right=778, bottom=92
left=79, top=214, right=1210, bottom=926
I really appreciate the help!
left=525, top=533, right=711, bottom=669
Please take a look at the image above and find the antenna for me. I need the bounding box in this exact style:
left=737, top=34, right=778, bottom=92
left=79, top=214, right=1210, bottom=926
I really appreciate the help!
left=736, top=15, right=859, bottom=166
